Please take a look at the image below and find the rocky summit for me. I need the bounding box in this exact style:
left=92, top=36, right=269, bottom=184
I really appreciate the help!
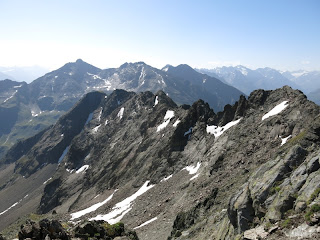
left=1, top=86, right=320, bottom=240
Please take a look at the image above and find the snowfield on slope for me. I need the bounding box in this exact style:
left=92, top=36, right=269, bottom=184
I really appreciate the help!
left=262, top=101, right=288, bottom=120
left=134, top=217, right=158, bottom=230
left=173, top=119, right=180, bottom=127
left=0, top=195, right=29, bottom=216
left=76, top=165, right=89, bottom=174
left=117, top=107, right=124, bottom=119
left=90, top=181, right=154, bottom=224
left=70, top=190, right=117, bottom=220
left=280, top=135, right=291, bottom=146
left=157, top=110, right=175, bottom=132
left=92, top=125, right=101, bottom=133
left=183, top=162, right=201, bottom=175
left=154, top=96, right=159, bottom=106
left=206, top=118, right=241, bottom=138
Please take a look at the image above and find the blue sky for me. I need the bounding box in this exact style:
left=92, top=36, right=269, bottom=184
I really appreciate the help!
left=0, top=0, right=319, bottom=71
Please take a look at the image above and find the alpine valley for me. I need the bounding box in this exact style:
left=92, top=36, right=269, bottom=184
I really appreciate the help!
left=1, top=60, right=320, bottom=240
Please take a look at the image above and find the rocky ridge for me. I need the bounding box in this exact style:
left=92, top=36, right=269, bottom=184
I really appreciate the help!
left=0, top=60, right=243, bottom=159
left=1, top=86, right=320, bottom=239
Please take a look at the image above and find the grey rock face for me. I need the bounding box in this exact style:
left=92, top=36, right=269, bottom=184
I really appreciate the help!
left=2, top=86, right=320, bottom=240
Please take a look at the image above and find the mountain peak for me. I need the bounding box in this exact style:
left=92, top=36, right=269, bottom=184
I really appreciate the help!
left=75, top=58, right=84, bottom=63
left=175, top=64, right=194, bottom=71
left=134, top=61, right=146, bottom=65
left=55, top=59, right=101, bottom=75
left=119, top=62, right=147, bottom=69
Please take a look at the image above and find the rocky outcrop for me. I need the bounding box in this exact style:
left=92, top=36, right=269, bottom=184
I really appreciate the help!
left=74, top=221, right=138, bottom=240
left=18, top=219, right=69, bottom=240
left=16, top=219, right=138, bottom=240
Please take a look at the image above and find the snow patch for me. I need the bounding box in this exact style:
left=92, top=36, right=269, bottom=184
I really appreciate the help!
left=105, top=119, right=109, bottom=125
left=3, top=90, right=17, bottom=103
left=0, top=202, right=20, bottom=216
left=291, top=71, right=308, bottom=78
left=98, top=108, right=103, bottom=122
left=173, top=119, right=181, bottom=127
left=139, top=67, right=146, bottom=85
left=183, top=162, right=201, bottom=175
left=206, top=118, right=242, bottom=138
left=58, top=146, right=69, bottom=163
left=66, top=168, right=74, bottom=173
left=31, top=109, right=43, bottom=117
left=134, top=217, right=158, bottom=230
left=262, top=101, right=289, bottom=120
left=164, top=110, right=174, bottom=120
left=90, top=181, right=154, bottom=224
left=190, top=174, right=199, bottom=181
left=237, top=66, right=248, bottom=75
left=157, top=120, right=170, bottom=132
left=92, top=124, right=101, bottom=133
left=117, top=107, right=124, bottom=119
left=160, top=175, right=172, bottom=182
left=280, top=135, right=291, bottom=146
left=0, top=194, right=28, bottom=216
left=76, top=165, right=89, bottom=174
left=43, top=177, right=52, bottom=185
left=13, top=85, right=23, bottom=88
left=70, top=190, right=117, bottom=220
left=157, top=110, right=175, bottom=132
left=154, top=96, right=159, bottom=107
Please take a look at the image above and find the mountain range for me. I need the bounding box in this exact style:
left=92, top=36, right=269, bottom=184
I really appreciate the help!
left=197, top=66, right=320, bottom=105
left=0, top=59, right=243, bottom=160
left=1, top=86, right=320, bottom=240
